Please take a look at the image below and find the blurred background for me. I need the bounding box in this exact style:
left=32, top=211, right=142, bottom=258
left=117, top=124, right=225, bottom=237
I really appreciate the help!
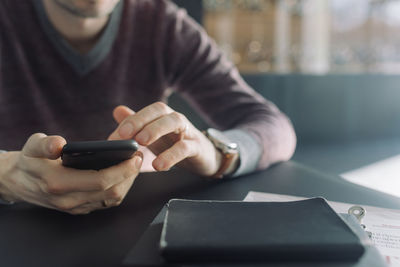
left=203, top=0, right=400, bottom=74
left=171, top=0, right=400, bottom=197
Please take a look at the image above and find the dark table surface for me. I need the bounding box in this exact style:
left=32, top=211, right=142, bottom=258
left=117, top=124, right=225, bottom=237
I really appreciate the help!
left=1, top=161, right=399, bottom=267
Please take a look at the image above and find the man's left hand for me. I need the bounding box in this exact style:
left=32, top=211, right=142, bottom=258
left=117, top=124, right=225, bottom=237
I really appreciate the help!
left=108, top=102, right=222, bottom=177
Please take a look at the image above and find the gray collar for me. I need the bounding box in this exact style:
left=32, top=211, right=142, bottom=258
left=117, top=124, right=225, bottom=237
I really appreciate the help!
left=33, top=0, right=123, bottom=76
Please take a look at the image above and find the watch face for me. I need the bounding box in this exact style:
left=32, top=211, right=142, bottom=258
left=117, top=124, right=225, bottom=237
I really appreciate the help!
left=227, top=143, right=238, bottom=150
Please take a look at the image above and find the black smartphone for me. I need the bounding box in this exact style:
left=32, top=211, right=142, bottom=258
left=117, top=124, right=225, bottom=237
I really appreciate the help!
left=61, top=140, right=139, bottom=170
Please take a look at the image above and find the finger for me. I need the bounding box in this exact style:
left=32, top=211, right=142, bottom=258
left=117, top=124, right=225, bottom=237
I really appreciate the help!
left=99, top=151, right=142, bottom=188
left=152, top=140, right=198, bottom=171
left=65, top=154, right=142, bottom=193
left=113, top=105, right=135, bottom=124
left=109, top=105, right=136, bottom=141
left=22, top=133, right=66, bottom=159
left=109, top=102, right=173, bottom=140
left=47, top=192, right=91, bottom=212
left=48, top=190, right=105, bottom=214
left=138, top=146, right=157, bottom=172
left=25, top=153, right=142, bottom=194
left=135, top=112, right=189, bottom=146
left=67, top=203, right=98, bottom=215
left=12, top=181, right=89, bottom=213
left=103, top=168, right=137, bottom=207
left=65, top=166, right=138, bottom=214
left=47, top=200, right=98, bottom=215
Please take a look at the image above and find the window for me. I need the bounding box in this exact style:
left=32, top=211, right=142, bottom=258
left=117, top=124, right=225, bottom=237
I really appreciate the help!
left=203, top=0, right=400, bottom=74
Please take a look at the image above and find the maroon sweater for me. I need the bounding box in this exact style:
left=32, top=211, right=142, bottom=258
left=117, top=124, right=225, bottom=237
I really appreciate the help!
left=0, top=0, right=296, bottom=170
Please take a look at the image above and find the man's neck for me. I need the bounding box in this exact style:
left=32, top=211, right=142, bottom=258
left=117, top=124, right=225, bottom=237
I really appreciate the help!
left=42, top=0, right=110, bottom=54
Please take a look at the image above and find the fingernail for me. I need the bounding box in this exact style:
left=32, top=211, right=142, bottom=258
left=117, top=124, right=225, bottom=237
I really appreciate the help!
left=155, top=160, right=168, bottom=171
left=135, top=156, right=142, bottom=169
left=119, top=123, right=134, bottom=138
left=136, top=131, right=149, bottom=144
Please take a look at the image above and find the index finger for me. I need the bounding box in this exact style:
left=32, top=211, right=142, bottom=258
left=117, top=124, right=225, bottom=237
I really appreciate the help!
left=109, top=102, right=173, bottom=140
left=112, top=105, right=135, bottom=124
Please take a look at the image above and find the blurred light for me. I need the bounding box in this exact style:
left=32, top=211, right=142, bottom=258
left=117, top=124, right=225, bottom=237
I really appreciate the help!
left=342, top=154, right=400, bottom=198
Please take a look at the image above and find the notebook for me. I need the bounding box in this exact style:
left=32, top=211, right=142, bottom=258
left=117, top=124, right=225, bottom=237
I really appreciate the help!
left=159, top=198, right=367, bottom=263
left=123, top=198, right=387, bottom=266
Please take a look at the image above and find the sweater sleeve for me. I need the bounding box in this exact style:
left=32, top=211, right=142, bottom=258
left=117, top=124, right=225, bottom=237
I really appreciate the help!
left=160, top=1, right=296, bottom=171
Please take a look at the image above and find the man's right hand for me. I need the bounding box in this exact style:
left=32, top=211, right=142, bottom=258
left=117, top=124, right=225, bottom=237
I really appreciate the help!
left=0, top=133, right=142, bottom=214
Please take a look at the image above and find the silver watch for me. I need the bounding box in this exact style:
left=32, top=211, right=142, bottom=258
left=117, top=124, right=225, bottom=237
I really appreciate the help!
left=204, top=128, right=239, bottom=178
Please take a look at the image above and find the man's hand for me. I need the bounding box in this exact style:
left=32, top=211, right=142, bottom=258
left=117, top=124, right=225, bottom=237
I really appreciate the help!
left=109, top=103, right=222, bottom=177
left=0, top=133, right=142, bottom=214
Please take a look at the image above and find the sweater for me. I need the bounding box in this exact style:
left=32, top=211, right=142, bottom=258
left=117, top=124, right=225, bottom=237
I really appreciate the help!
left=0, top=0, right=296, bottom=176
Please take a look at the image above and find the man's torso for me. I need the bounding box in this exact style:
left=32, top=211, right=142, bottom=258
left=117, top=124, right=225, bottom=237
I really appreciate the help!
left=0, top=0, right=172, bottom=150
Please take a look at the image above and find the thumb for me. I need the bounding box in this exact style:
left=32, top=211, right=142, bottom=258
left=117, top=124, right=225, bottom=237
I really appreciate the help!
left=113, top=105, right=135, bottom=124
left=22, top=133, right=66, bottom=159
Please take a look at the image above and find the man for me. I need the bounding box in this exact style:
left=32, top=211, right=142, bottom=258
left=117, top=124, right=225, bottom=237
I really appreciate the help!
left=0, top=0, right=296, bottom=214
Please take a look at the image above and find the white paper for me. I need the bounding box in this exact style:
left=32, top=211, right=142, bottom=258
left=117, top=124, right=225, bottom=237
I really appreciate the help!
left=244, top=191, right=400, bottom=266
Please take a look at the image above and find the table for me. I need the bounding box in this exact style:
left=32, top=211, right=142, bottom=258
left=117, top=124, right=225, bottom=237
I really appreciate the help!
left=1, top=161, right=399, bottom=267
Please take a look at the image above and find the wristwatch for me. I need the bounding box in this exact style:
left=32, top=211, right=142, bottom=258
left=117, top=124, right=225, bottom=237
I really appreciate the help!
left=204, top=128, right=239, bottom=178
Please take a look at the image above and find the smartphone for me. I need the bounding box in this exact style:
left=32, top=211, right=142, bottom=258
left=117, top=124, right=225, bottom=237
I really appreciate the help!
left=61, top=140, right=139, bottom=170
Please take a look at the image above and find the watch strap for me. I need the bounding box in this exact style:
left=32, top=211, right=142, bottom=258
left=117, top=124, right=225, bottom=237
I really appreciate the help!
left=212, top=151, right=239, bottom=179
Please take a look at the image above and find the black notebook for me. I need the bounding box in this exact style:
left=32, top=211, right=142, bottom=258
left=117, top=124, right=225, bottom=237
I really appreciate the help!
left=159, top=198, right=368, bottom=263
